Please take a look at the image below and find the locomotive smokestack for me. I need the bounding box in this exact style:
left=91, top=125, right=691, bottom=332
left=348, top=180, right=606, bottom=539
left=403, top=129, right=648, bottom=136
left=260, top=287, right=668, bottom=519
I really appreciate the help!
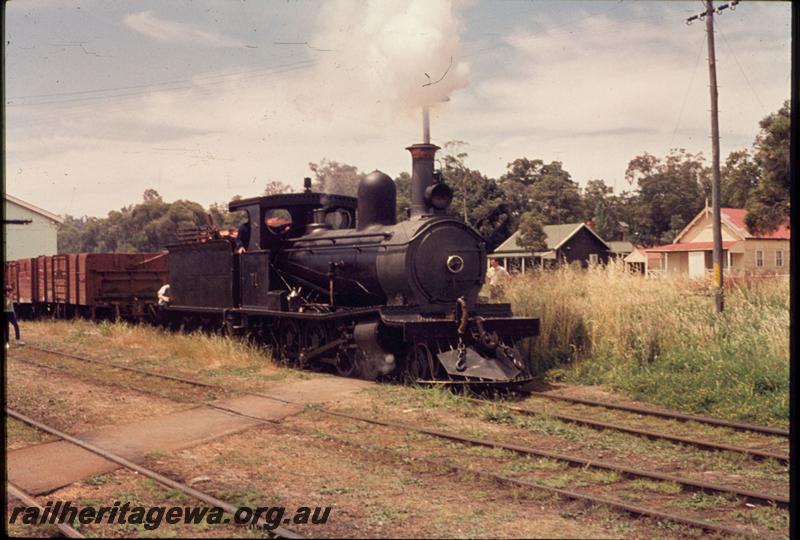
left=408, top=107, right=452, bottom=218
left=407, top=142, right=439, bottom=218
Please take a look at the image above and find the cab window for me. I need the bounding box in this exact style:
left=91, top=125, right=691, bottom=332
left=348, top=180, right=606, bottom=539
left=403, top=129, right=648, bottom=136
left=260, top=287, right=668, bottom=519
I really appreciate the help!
left=325, top=209, right=354, bottom=230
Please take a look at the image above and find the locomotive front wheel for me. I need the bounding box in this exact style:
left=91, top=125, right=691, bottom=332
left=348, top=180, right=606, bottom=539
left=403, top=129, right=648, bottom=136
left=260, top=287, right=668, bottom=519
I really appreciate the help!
left=407, top=342, right=434, bottom=381
left=335, top=349, right=362, bottom=378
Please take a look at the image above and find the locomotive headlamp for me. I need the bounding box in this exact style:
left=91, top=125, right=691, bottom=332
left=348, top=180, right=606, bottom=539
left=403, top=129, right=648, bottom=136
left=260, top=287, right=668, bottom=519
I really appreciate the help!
left=446, top=255, right=465, bottom=274
left=425, top=182, right=453, bottom=210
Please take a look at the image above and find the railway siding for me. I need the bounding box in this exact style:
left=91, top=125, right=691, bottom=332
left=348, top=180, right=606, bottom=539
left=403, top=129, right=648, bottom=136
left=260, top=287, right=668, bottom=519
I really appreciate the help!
left=5, top=324, right=790, bottom=538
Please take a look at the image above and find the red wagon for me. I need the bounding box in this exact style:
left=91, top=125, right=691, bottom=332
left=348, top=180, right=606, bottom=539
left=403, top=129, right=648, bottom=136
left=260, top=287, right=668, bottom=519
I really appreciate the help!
left=6, top=252, right=168, bottom=320
left=69, top=252, right=169, bottom=318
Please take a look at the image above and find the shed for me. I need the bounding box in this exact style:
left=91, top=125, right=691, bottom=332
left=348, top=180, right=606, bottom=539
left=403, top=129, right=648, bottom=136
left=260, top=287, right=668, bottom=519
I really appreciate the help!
left=622, top=246, right=651, bottom=274
left=3, top=194, right=63, bottom=261
left=607, top=240, right=635, bottom=260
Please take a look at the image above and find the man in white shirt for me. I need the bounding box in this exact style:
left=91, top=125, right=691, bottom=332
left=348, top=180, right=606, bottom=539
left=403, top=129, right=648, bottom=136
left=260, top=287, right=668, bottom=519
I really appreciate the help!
left=486, top=258, right=511, bottom=300
left=157, top=284, right=171, bottom=307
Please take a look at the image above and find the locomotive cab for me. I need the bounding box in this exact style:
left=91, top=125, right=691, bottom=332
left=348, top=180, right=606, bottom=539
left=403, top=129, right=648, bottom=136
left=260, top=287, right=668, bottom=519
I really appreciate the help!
left=225, top=190, right=358, bottom=310
left=166, top=189, right=357, bottom=313
left=228, top=191, right=357, bottom=252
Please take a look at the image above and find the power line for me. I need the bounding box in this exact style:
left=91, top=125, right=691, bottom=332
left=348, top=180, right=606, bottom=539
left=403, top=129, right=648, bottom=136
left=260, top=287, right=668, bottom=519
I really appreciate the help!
left=714, top=16, right=767, bottom=116
left=16, top=3, right=619, bottom=106
left=6, top=60, right=316, bottom=107
left=5, top=62, right=319, bottom=131
left=669, top=31, right=707, bottom=149
left=6, top=58, right=314, bottom=102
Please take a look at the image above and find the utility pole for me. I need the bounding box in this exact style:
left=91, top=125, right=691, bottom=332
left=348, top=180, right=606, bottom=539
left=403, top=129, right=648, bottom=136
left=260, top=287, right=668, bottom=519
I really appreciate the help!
left=687, top=0, right=739, bottom=313
left=706, top=0, right=724, bottom=314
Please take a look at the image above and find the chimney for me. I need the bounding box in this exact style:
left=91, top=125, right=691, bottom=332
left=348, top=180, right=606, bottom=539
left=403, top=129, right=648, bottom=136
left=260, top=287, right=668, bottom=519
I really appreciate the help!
left=407, top=143, right=440, bottom=218
left=407, top=106, right=452, bottom=218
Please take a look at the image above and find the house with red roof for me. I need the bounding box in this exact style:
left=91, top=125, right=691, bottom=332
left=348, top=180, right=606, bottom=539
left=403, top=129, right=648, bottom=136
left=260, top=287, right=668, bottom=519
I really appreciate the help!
left=646, top=207, right=790, bottom=278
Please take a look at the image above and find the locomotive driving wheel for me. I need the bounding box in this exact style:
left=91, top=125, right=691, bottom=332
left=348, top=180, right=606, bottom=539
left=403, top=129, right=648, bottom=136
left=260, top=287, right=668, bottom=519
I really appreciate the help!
left=301, top=323, right=328, bottom=367
left=280, top=319, right=302, bottom=366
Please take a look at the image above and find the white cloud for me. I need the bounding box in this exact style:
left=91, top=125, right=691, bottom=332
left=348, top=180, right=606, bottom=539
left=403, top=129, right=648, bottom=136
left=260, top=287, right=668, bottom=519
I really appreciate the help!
left=5, top=57, right=432, bottom=217
left=440, top=5, right=790, bottom=189
left=123, top=10, right=244, bottom=48
left=4, top=1, right=790, bottom=217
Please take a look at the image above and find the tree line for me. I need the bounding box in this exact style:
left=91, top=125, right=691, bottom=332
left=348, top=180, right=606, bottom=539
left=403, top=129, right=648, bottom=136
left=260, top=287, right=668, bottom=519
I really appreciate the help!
left=58, top=101, right=788, bottom=254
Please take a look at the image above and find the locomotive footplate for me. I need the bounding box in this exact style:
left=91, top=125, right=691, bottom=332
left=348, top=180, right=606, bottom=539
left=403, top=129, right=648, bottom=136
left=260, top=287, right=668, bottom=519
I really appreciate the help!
left=380, top=304, right=538, bottom=383
left=379, top=311, right=540, bottom=342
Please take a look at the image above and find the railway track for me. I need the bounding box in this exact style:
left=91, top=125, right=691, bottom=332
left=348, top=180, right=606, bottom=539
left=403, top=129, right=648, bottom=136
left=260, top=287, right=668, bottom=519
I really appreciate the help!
left=6, top=408, right=302, bottom=540
left=25, top=344, right=789, bottom=463
left=296, top=425, right=764, bottom=538
left=321, top=409, right=788, bottom=508
left=467, top=397, right=788, bottom=463
left=520, top=390, right=789, bottom=437
left=9, top=391, right=757, bottom=540
left=9, top=344, right=789, bottom=536
left=7, top=482, right=85, bottom=538
left=19, top=345, right=789, bottom=508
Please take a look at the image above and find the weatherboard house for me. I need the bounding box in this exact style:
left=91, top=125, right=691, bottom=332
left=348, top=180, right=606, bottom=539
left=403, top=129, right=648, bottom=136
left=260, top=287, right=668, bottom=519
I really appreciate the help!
left=646, top=207, right=790, bottom=278
left=3, top=194, right=63, bottom=261
left=490, top=222, right=611, bottom=273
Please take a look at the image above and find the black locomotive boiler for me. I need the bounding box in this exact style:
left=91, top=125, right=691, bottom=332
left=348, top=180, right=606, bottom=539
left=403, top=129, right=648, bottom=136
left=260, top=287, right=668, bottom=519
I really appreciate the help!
left=165, top=142, right=539, bottom=385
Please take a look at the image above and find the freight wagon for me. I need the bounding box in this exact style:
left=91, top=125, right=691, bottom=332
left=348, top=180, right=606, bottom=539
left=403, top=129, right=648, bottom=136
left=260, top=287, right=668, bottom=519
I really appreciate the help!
left=5, top=252, right=168, bottom=320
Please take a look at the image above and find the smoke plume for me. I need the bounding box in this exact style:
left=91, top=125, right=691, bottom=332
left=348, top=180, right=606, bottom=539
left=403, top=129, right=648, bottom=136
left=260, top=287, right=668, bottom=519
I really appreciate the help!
left=312, top=0, right=469, bottom=116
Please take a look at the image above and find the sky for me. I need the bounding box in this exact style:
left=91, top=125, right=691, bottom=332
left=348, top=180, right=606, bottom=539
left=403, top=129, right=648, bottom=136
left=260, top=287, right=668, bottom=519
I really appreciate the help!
left=3, top=0, right=792, bottom=218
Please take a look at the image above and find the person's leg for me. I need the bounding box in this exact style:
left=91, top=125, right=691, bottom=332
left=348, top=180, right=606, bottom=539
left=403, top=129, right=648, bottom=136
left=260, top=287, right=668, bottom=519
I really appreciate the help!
left=5, top=312, right=11, bottom=345
left=10, top=312, right=21, bottom=341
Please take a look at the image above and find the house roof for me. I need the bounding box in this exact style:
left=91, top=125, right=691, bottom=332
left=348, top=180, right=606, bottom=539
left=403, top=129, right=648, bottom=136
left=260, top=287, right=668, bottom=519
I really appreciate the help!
left=493, top=222, right=610, bottom=255
left=607, top=240, right=635, bottom=254
left=623, top=247, right=647, bottom=263
left=4, top=194, right=64, bottom=224
left=646, top=241, right=738, bottom=253
left=720, top=208, right=790, bottom=239
left=493, top=231, right=524, bottom=254
left=493, top=231, right=528, bottom=255
left=674, top=207, right=789, bottom=242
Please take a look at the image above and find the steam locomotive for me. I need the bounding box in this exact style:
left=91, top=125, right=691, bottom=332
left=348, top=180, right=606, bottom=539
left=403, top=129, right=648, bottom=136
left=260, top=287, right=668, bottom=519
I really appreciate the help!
left=6, top=140, right=539, bottom=385
left=165, top=141, right=539, bottom=384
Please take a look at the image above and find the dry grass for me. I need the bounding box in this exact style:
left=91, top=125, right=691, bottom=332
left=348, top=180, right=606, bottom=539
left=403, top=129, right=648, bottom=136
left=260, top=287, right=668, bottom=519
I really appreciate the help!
left=23, top=319, right=283, bottom=381
left=503, top=261, right=789, bottom=425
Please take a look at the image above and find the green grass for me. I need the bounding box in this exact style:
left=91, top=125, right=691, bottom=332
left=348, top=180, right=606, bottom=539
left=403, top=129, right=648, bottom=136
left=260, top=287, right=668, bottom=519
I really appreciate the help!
left=85, top=474, right=115, bottom=486
left=626, top=479, right=683, bottom=495
left=733, top=505, right=788, bottom=531
left=671, top=492, right=732, bottom=511
left=319, top=485, right=352, bottom=495
left=144, top=450, right=174, bottom=459
left=505, top=263, right=789, bottom=426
